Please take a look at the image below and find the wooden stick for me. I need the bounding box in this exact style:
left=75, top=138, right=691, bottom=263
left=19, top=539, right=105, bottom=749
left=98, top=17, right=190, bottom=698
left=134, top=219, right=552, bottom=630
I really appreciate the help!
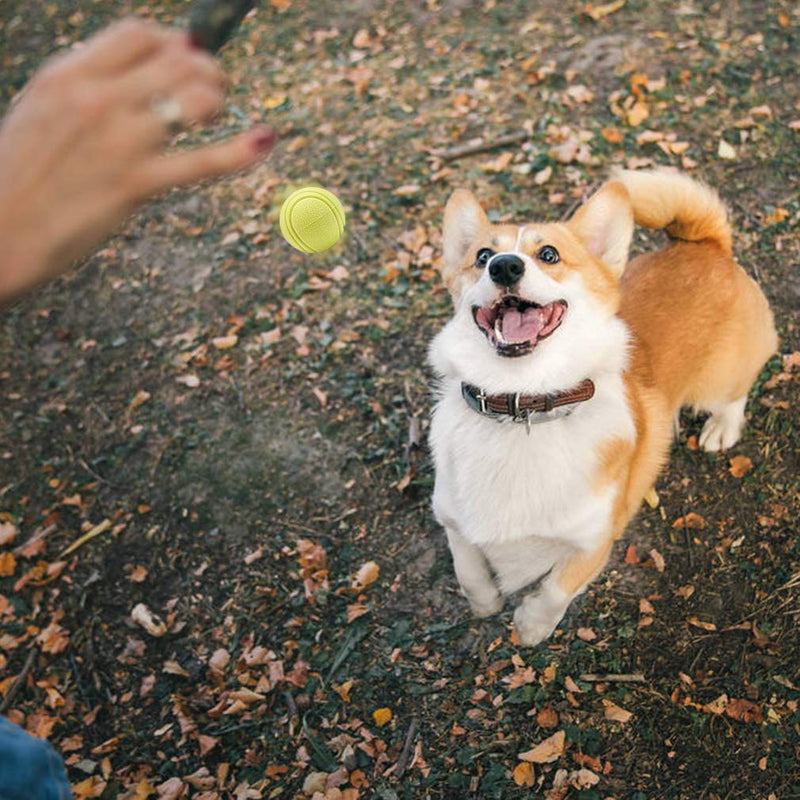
left=432, top=130, right=529, bottom=162
left=578, top=673, right=646, bottom=683
left=59, top=518, right=112, bottom=558
left=0, top=647, right=37, bottom=713
left=13, top=524, right=57, bottom=556
left=393, top=717, right=419, bottom=780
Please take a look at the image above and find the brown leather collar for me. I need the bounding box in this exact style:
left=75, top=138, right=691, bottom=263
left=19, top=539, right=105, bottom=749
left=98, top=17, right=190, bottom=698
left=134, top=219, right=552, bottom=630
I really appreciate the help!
left=461, top=379, right=595, bottom=425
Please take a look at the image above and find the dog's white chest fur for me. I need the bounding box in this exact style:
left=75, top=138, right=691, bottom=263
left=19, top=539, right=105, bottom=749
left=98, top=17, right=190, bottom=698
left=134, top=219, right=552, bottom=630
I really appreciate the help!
left=430, top=375, right=634, bottom=557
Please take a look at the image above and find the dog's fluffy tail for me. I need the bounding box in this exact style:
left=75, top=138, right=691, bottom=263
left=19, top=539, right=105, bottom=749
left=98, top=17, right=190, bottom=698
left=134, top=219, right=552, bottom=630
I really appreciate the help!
left=613, top=168, right=732, bottom=255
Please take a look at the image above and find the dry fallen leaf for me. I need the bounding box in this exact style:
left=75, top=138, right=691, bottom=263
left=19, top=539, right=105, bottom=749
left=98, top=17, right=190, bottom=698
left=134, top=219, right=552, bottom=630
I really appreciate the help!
left=71, top=776, right=107, bottom=800
left=162, top=660, right=191, bottom=678
left=175, top=373, right=200, bottom=388
left=536, top=706, right=559, bottom=728
left=372, top=707, right=392, bottom=727
left=725, top=697, right=763, bottom=723
left=729, top=455, right=753, bottom=478
left=602, top=698, right=633, bottom=724
left=688, top=616, right=717, bottom=631
left=0, top=522, right=17, bottom=546
left=513, top=761, right=536, bottom=787
left=128, top=390, right=151, bottom=412
left=131, top=603, right=167, bottom=637
left=212, top=335, right=238, bottom=350
left=643, top=486, right=659, bottom=508
left=718, top=139, right=737, bottom=160
left=624, top=544, right=640, bottom=564
left=703, top=693, right=729, bottom=715
left=127, top=565, right=148, bottom=583
left=518, top=730, right=566, bottom=763
left=582, top=0, right=626, bottom=21
left=351, top=560, right=380, bottom=590
left=649, top=548, right=665, bottom=573
left=0, top=551, right=16, bottom=577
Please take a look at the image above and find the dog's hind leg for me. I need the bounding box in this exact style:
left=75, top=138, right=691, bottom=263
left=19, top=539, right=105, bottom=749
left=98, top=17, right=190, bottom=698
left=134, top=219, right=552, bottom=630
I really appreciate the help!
left=698, top=395, right=747, bottom=452
left=514, top=537, right=614, bottom=646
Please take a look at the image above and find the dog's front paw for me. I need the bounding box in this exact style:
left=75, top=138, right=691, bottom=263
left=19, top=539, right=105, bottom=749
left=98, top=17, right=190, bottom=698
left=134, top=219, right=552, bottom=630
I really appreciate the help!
left=464, top=587, right=503, bottom=618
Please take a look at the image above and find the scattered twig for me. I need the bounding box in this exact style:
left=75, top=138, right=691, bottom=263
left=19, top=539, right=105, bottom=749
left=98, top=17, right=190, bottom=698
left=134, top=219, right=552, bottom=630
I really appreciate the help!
left=578, top=672, right=646, bottom=683
left=77, top=457, right=123, bottom=489
left=59, top=518, right=112, bottom=558
left=393, top=717, right=419, bottom=780
left=0, top=647, right=37, bottom=714
left=431, top=130, right=529, bottom=162
left=13, top=523, right=57, bottom=556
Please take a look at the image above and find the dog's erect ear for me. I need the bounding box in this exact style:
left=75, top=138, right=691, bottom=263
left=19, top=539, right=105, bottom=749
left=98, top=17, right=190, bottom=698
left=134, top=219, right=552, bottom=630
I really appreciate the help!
left=566, top=182, right=633, bottom=276
left=443, top=189, right=490, bottom=274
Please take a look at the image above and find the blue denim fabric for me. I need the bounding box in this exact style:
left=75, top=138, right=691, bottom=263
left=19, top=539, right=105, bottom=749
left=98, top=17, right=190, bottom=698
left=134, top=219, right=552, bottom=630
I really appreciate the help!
left=0, top=716, right=71, bottom=800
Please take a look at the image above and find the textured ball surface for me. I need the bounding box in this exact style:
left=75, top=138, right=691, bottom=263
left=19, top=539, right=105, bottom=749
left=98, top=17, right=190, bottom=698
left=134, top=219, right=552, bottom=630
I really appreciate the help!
left=279, top=187, right=346, bottom=253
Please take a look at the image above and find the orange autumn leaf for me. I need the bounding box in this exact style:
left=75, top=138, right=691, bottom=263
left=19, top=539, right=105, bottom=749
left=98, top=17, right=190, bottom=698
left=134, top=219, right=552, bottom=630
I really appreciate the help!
left=624, top=544, right=640, bottom=564
left=536, top=706, right=559, bottom=728
left=127, top=565, right=148, bottom=583
left=333, top=680, right=355, bottom=703
left=725, top=697, right=763, bottom=723
left=0, top=551, right=16, bottom=577
left=688, top=616, right=717, bottom=631
left=36, top=620, right=70, bottom=654
left=513, top=761, right=535, bottom=787
left=729, top=455, right=753, bottom=478
left=350, top=769, right=369, bottom=788
left=372, top=707, right=392, bottom=727
left=71, top=777, right=107, bottom=800
left=27, top=712, right=57, bottom=739
left=601, top=126, right=623, bottom=143
left=582, top=0, right=626, bottom=21
left=346, top=603, right=370, bottom=623
left=672, top=512, right=706, bottom=530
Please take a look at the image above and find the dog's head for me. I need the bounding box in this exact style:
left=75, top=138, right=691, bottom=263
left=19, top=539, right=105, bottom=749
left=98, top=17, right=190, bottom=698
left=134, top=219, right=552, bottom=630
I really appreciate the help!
left=433, top=182, right=634, bottom=390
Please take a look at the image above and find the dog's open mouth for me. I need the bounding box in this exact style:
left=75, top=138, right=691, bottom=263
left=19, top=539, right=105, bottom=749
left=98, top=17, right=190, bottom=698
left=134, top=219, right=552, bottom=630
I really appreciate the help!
left=472, top=296, right=567, bottom=357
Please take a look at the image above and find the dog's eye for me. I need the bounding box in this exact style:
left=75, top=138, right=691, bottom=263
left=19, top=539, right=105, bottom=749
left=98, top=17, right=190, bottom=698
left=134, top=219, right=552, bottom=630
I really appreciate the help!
left=475, top=248, right=494, bottom=269
left=537, top=245, right=560, bottom=265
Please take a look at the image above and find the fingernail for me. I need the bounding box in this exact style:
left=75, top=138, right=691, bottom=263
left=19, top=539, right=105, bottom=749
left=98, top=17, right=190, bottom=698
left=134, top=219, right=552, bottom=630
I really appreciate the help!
left=187, top=30, right=207, bottom=51
left=252, top=128, right=278, bottom=154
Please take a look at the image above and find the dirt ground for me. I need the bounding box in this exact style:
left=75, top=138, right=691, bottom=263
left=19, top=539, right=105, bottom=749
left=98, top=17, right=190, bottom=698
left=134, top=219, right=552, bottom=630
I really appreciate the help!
left=1, top=1, right=799, bottom=798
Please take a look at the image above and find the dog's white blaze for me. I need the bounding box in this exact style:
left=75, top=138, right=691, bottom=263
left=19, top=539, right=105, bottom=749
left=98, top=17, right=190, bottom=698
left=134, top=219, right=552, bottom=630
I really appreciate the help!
left=514, top=225, right=526, bottom=253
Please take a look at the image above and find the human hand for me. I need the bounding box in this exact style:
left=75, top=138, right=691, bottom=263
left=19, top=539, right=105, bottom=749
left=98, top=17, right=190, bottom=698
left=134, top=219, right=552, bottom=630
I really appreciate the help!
left=0, top=17, right=276, bottom=304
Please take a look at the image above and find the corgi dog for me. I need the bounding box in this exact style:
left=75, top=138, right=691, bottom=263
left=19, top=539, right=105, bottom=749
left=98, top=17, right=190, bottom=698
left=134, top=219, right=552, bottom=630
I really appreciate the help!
left=428, top=169, right=776, bottom=646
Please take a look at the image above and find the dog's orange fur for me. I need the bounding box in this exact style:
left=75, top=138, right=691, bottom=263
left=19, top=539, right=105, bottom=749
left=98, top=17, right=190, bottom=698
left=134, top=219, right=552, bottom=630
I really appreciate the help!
left=557, top=171, right=777, bottom=597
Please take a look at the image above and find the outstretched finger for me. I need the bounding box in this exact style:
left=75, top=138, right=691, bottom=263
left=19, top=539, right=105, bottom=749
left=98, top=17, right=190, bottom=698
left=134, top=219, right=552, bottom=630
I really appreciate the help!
left=136, top=127, right=277, bottom=196
left=76, top=17, right=178, bottom=74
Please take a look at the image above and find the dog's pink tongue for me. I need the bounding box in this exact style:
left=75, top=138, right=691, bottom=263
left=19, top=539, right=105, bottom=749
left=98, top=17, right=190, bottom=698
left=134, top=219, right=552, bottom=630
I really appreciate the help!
left=502, top=307, right=544, bottom=344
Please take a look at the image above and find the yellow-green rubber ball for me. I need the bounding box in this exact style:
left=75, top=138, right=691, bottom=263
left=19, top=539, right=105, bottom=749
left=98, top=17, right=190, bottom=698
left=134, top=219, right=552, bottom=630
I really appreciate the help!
left=279, top=187, right=346, bottom=253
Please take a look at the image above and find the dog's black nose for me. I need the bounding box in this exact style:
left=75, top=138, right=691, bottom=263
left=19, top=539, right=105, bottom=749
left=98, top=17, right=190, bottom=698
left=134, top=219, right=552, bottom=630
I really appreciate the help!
left=488, top=254, right=524, bottom=287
